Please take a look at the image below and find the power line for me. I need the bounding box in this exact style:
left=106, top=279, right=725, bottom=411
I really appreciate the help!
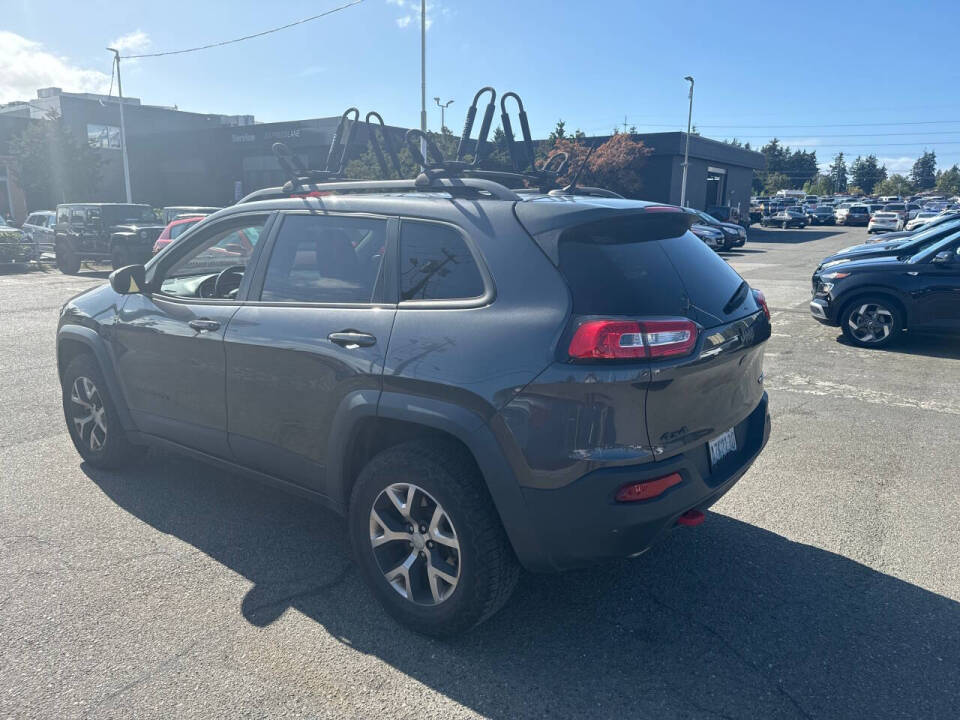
left=121, top=0, right=364, bottom=59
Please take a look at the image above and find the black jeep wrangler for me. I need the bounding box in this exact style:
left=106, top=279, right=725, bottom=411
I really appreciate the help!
left=54, top=203, right=165, bottom=274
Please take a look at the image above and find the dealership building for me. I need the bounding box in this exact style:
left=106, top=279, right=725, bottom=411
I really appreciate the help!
left=1, top=87, right=764, bottom=220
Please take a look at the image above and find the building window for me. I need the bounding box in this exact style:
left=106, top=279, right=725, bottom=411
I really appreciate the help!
left=87, top=124, right=121, bottom=149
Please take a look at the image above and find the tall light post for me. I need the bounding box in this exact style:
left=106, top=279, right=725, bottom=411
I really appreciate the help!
left=680, top=75, right=695, bottom=208
left=419, top=0, right=427, bottom=163
left=106, top=48, right=133, bottom=203
left=434, top=97, right=454, bottom=131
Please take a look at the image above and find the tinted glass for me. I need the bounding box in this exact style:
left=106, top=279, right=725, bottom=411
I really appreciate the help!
left=261, top=215, right=386, bottom=303
left=556, top=216, right=750, bottom=321
left=102, top=205, right=156, bottom=224
left=399, top=222, right=484, bottom=301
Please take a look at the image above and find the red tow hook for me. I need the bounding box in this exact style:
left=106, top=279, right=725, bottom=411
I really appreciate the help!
left=676, top=509, right=705, bottom=527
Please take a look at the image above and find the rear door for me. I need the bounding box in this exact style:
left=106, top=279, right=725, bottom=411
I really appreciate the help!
left=911, top=237, right=960, bottom=330
left=537, top=212, right=769, bottom=459
left=223, top=211, right=396, bottom=495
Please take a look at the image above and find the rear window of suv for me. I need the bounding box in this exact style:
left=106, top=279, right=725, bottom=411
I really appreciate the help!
left=555, top=215, right=750, bottom=323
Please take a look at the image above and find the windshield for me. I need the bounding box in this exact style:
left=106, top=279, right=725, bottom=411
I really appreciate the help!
left=103, top=205, right=157, bottom=224
left=908, top=229, right=960, bottom=264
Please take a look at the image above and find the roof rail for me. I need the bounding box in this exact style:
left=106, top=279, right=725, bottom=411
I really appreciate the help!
left=238, top=176, right=521, bottom=204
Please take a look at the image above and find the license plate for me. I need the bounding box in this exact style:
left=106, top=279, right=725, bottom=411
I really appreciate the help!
left=709, top=427, right=737, bottom=467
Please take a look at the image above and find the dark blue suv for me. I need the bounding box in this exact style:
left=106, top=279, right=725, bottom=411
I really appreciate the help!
left=57, top=175, right=771, bottom=635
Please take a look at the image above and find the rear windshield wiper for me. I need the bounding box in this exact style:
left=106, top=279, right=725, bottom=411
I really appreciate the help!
left=723, top=281, right=749, bottom=315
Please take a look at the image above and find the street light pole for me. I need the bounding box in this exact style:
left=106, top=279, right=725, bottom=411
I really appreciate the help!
left=680, top=75, right=694, bottom=208
left=107, top=48, right=132, bottom=203
left=419, top=0, right=427, bottom=163
left=434, top=97, right=454, bottom=132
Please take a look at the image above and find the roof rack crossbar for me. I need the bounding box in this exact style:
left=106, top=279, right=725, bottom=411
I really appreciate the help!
left=239, top=176, right=521, bottom=203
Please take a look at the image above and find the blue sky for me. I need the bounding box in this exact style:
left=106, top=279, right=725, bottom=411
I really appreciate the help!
left=4, top=0, right=960, bottom=174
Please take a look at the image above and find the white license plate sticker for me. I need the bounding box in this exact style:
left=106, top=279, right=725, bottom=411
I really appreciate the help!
left=709, top=428, right=737, bottom=467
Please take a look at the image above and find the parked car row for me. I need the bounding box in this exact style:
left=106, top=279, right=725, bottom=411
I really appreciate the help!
left=810, top=214, right=960, bottom=347
left=9, top=204, right=221, bottom=273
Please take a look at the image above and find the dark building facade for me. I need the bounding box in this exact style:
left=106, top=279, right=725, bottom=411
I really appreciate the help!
left=2, top=88, right=765, bottom=216
left=579, top=132, right=766, bottom=215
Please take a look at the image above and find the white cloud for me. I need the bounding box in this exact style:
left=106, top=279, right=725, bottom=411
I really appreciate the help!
left=878, top=156, right=914, bottom=175
left=109, top=30, right=151, bottom=55
left=389, top=0, right=439, bottom=30
left=0, top=31, right=110, bottom=104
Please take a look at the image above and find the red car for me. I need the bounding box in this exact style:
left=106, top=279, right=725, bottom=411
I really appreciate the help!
left=152, top=215, right=207, bottom=254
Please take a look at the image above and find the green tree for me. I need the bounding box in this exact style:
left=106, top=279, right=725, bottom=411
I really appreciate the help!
left=910, top=150, right=937, bottom=190
left=547, top=119, right=567, bottom=143
left=850, top=155, right=887, bottom=194
left=763, top=172, right=791, bottom=194
left=936, top=164, right=960, bottom=196
left=803, top=174, right=833, bottom=196
left=10, top=112, right=101, bottom=208
left=829, top=152, right=848, bottom=193
left=874, top=174, right=913, bottom=198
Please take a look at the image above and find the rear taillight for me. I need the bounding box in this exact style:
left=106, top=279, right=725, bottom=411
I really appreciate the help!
left=752, top=289, right=770, bottom=320
left=568, top=319, right=698, bottom=360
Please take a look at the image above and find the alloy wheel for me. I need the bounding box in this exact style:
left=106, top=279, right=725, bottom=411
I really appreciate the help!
left=847, top=303, right=894, bottom=344
left=369, top=482, right=461, bottom=606
left=70, top=376, right=107, bottom=451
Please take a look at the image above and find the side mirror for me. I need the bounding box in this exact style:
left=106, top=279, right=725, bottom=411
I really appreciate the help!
left=109, top=264, right=147, bottom=294
left=931, top=250, right=954, bottom=265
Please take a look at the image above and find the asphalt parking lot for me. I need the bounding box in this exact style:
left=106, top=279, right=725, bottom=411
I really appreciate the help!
left=1, top=225, right=958, bottom=720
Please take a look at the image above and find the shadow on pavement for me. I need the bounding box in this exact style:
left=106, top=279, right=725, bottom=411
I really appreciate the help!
left=835, top=331, right=960, bottom=360
left=85, top=455, right=960, bottom=719
left=748, top=228, right=848, bottom=245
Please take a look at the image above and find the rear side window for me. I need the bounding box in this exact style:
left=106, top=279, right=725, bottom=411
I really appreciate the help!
left=261, top=214, right=386, bottom=304
left=556, top=215, right=750, bottom=322
left=399, top=221, right=484, bottom=301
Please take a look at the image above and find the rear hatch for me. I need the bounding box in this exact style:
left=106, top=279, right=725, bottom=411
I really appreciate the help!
left=516, top=201, right=769, bottom=460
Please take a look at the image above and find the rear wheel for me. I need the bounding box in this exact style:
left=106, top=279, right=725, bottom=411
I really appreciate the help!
left=841, top=298, right=902, bottom=348
left=61, top=354, right=142, bottom=469
left=56, top=243, right=81, bottom=275
left=349, top=440, right=519, bottom=637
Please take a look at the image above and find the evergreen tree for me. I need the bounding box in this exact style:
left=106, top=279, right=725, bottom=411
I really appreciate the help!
left=910, top=150, right=937, bottom=190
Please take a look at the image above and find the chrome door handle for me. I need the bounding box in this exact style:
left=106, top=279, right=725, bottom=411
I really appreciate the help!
left=328, top=331, right=376, bottom=348
left=188, top=319, right=221, bottom=332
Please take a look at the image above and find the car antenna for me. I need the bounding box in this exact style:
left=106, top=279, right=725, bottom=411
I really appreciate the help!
left=564, top=141, right=598, bottom=195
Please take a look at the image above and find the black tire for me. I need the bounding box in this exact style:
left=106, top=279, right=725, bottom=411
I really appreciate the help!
left=56, top=243, right=81, bottom=275
left=349, top=439, right=520, bottom=637
left=840, top=297, right=903, bottom=348
left=111, top=245, right=129, bottom=271
left=61, top=353, right=142, bottom=469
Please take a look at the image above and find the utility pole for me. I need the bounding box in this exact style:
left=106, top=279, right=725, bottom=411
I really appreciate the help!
left=107, top=48, right=132, bottom=203
left=680, top=75, right=695, bottom=208
left=623, top=115, right=628, bottom=133
left=419, top=0, right=427, bottom=163
left=434, top=97, right=454, bottom=132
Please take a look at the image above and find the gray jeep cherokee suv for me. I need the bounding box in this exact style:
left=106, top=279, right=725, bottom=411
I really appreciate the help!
left=57, top=154, right=770, bottom=637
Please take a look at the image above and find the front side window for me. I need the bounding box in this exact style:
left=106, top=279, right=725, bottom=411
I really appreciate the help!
left=160, top=218, right=266, bottom=298
left=399, top=222, right=484, bottom=301
left=69, top=209, right=84, bottom=224
left=261, top=215, right=386, bottom=304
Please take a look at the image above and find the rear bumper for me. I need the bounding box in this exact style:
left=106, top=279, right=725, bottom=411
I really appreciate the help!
left=519, top=393, right=770, bottom=571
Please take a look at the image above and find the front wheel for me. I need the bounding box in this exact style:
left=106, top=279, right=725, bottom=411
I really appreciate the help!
left=349, top=440, right=519, bottom=637
left=56, top=243, right=81, bottom=275
left=841, top=298, right=902, bottom=348
left=61, top=354, right=142, bottom=468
